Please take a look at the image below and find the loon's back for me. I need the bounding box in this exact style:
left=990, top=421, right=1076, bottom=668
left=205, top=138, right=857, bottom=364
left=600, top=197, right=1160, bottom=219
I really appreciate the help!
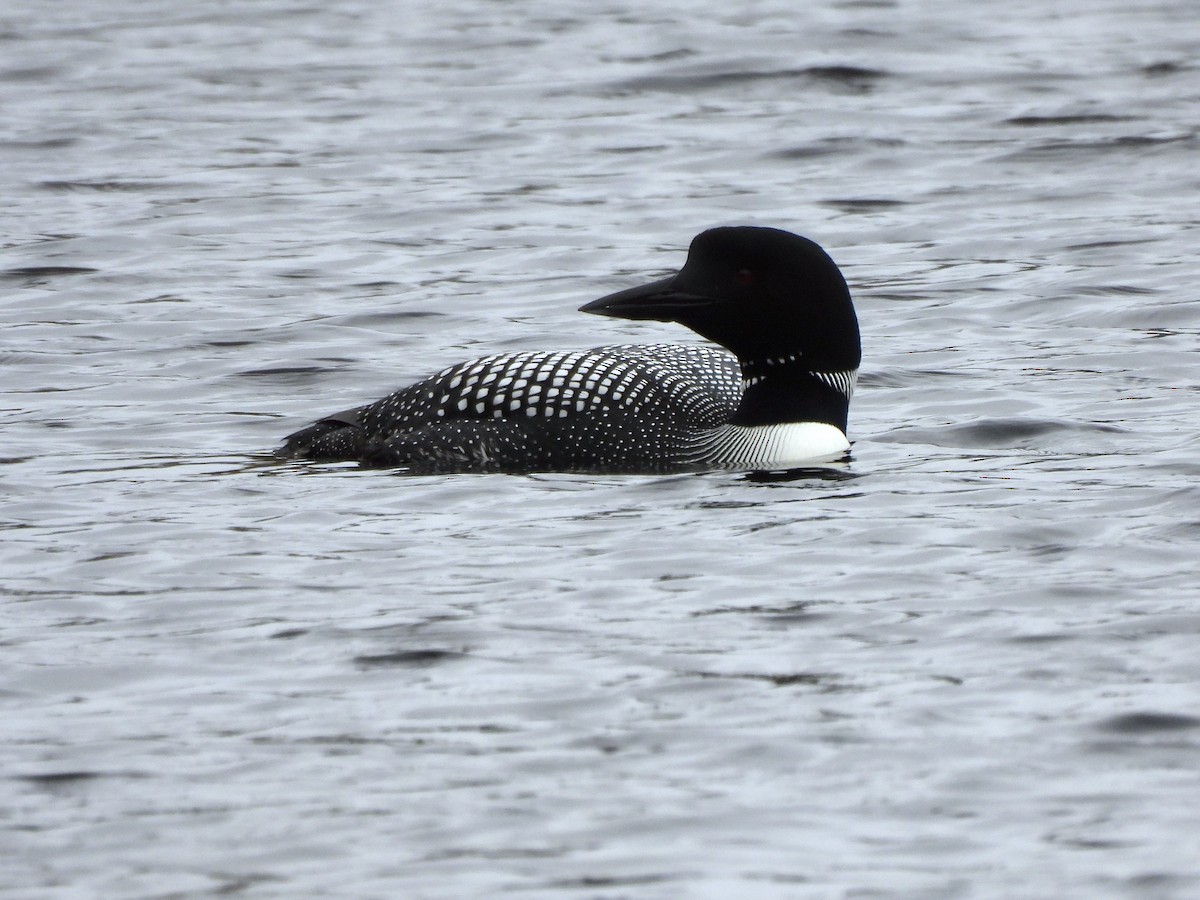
left=278, top=226, right=861, bottom=475
left=280, top=343, right=742, bottom=473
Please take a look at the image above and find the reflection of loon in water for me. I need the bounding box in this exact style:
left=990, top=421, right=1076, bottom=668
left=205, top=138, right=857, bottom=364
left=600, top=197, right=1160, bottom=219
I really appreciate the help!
left=278, top=226, right=861, bottom=475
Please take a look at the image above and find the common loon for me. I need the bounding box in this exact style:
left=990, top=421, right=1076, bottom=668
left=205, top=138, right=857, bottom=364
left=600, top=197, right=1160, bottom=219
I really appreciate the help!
left=278, top=226, right=861, bottom=474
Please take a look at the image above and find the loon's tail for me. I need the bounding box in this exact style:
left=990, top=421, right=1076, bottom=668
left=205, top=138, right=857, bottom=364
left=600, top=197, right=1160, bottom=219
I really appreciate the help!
left=276, top=410, right=366, bottom=461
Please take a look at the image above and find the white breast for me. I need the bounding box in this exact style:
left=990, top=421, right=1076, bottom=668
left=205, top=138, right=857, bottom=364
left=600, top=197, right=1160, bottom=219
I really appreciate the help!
left=703, top=422, right=850, bottom=469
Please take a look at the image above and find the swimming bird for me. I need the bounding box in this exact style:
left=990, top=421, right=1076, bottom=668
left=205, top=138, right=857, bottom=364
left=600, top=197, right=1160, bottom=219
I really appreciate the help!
left=277, top=226, right=861, bottom=474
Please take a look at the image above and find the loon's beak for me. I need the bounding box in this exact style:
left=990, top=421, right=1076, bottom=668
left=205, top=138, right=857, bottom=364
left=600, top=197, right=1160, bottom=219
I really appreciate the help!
left=580, top=275, right=716, bottom=322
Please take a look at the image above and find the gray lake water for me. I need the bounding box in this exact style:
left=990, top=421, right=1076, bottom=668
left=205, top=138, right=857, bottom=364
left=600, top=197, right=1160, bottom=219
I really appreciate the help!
left=3, top=1, right=1199, bottom=897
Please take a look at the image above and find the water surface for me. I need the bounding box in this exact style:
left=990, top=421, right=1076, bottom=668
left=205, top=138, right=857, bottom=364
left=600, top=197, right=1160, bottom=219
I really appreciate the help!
left=3, top=0, right=1199, bottom=897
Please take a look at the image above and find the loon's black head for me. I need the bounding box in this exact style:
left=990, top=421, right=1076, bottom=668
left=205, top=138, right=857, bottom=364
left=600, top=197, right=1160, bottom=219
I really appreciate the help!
left=580, top=226, right=860, bottom=372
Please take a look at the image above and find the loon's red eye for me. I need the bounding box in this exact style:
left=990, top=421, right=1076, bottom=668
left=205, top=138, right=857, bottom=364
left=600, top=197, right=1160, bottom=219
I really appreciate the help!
left=735, top=268, right=755, bottom=286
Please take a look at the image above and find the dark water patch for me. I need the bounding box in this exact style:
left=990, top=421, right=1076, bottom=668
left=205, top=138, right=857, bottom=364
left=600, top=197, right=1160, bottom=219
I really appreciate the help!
left=1, top=137, right=78, bottom=150
left=16, top=770, right=143, bottom=787
left=208, top=873, right=285, bottom=894
left=1098, top=712, right=1200, bottom=734
left=795, top=65, right=889, bottom=88
left=880, top=417, right=1128, bottom=450
left=1063, top=238, right=1156, bottom=252
left=932, top=675, right=963, bottom=686
left=760, top=604, right=829, bottom=625
left=1142, top=61, right=1188, bottom=76
left=193, top=63, right=376, bottom=89
left=1046, top=835, right=1138, bottom=851
left=234, top=365, right=334, bottom=378
left=275, top=269, right=325, bottom=280
left=819, top=198, right=908, bottom=214
left=1, top=265, right=98, bottom=281
left=840, top=25, right=895, bottom=37
left=693, top=601, right=823, bottom=622
left=338, top=310, right=446, bottom=327
left=270, top=628, right=309, bottom=639
left=692, top=669, right=830, bottom=688
left=426, top=846, right=566, bottom=863
left=1142, top=327, right=1196, bottom=339
left=859, top=369, right=961, bottom=388
left=616, top=48, right=694, bottom=65
left=1002, top=133, right=1195, bottom=161
left=1005, top=114, right=1136, bottom=127
left=1008, top=633, right=1075, bottom=645
left=543, top=874, right=674, bottom=890
left=487, top=182, right=554, bottom=195
left=1073, top=283, right=1160, bottom=297
left=353, top=649, right=465, bottom=668
left=85, top=550, right=140, bottom=564
left=38, top=180, right=167, bottom=193
left=53, top=619, right=111, bottom=628
left=17, top=771, right=102, bottom=785
left=286, top=733, right=396, bottom=747
left=615, top=65, right=887, bottom=95
left=769, top=135, right=905, bottom=160
left=1125, top=874, right=1197, bottom=894
left=599, top=144, right=669, bottom=154
left=2, top=65, right=64, bottom=82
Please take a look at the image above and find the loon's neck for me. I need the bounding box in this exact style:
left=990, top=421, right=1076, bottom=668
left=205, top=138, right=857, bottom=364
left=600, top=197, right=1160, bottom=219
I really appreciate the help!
left=733, top=356, right=854, bottom=431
